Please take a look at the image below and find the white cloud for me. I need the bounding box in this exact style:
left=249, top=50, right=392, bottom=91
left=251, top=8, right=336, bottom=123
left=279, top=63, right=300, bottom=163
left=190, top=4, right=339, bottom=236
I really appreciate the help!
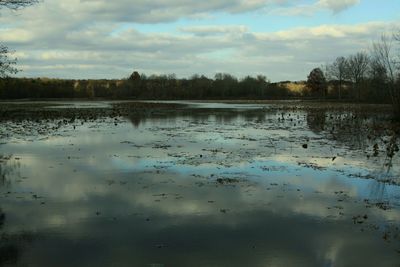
left=0, top=0, right=397, bottom=81
left=273, top=0, right=360, bottom=16
left=179, top=25, right=249, bottom=36
left=259, top=22, right=388, bottom=40
left=0, top=28, right=34, bottom=43
left=2, top=20, right=395, bottom=81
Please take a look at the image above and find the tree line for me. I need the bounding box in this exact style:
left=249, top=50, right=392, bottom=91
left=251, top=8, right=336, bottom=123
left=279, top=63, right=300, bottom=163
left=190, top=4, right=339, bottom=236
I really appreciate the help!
left=2, top=33, right=399, bottom=103
left=0, top=74, right=298, bottom=100
left=1, top=0, right=400, bottom=114
left=307, top=33, right=400, bottom=109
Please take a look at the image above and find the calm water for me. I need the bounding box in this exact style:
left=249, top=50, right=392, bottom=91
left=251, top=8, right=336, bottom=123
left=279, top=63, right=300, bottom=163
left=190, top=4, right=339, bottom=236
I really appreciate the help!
left=0, top=101, right=399, bottom=266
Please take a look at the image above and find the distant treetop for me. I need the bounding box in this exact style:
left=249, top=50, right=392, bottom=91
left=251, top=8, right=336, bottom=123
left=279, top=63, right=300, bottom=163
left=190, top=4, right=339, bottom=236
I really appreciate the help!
left=129, top=71, right=141, bottom=81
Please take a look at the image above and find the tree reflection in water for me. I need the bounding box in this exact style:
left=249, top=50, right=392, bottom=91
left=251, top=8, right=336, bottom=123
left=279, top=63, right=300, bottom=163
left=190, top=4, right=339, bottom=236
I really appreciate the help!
left=0, top=155, right=32, bottom=267
left=0, top=155, right=12, bottom=187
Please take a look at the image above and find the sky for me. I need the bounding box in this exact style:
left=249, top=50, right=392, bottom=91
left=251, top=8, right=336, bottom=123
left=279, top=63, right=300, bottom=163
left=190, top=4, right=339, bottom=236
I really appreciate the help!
left=0, top=0, right=399, bottom=81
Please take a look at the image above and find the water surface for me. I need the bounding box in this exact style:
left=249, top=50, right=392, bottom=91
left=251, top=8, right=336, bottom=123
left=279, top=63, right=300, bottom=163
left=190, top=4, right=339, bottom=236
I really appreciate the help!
left=1, top=101, right=399, bottom=266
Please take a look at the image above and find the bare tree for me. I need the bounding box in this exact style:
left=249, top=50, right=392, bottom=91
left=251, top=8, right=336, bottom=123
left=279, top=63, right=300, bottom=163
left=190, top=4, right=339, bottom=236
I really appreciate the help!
left=347, top=52, right=369, bottom=101
left=0, top=45, right=18, bottom=78
left=376, top=32, right=400, bottom=117
left=327, top=56, right=349, bottom=99
left=369, top=57, right=388, bottom=82
left=372, top=35, right=396, bottom=84
left=0, top=0, right=38, bottom=10
left=0, top=0, right=38, bottom=77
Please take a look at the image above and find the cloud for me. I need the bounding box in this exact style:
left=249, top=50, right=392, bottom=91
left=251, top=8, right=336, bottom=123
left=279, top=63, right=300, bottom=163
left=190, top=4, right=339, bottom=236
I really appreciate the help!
left=2, top=19, right=396, bottom=81
left=273, top=0, right=360, bottom=16
left=179, top=25, right=249, bottom=36
left=0, top=0, right=305, bottom=26
left=259, top=22, right=387, bottom=40
left=0, top=28, right=34, bottom=43
left=73, top=0, right=278, bottom=23
left=0, top=0, right=397, bottom=81
left=317, top=0, right=360, bottom=14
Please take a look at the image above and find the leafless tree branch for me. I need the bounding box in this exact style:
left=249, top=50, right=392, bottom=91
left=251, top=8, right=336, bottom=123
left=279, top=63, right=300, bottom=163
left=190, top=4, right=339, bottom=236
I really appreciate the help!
left=0, top=0, right=38, bottom=10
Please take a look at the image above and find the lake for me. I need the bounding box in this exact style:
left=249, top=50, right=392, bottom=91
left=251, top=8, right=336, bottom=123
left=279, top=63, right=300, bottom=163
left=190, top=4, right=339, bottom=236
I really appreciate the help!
left=0, top=101, right=399, bottom=266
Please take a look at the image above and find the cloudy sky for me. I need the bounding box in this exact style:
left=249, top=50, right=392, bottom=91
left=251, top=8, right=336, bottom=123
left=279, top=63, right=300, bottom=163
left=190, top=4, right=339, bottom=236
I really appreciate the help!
left=0, top=0, right=399, bottom=81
